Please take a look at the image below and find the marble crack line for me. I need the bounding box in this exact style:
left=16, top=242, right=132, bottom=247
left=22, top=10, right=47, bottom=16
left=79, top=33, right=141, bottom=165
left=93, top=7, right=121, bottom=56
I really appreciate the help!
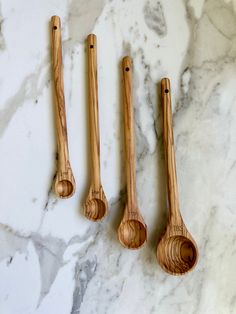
left=0, top=222, right=100, bottom=308
left=63, top=0, right=106, bottom=47
left=71, top=258, right=97, bottom=314
left=70, top=225, right=103, bottom=262
left=36, top=171, right=57, bottom=233
left=205, top=12, right=233, bottom=41
left=132, top=50, right=161, bottom=162
left=70, top=194, right=127, bottom=313
left=173, top=56, right=236, bottom=119
left=0, top=58, right=50, bottom=138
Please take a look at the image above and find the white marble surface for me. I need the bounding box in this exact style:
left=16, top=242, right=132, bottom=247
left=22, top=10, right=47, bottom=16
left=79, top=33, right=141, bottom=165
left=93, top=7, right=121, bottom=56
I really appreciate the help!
left=0, top=0, right=236, bottom=313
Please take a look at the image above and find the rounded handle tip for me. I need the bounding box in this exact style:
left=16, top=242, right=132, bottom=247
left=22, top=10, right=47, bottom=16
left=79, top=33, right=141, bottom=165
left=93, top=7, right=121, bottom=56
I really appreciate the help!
left=87, top=34, right=97, bottom=47
left=122, top=56, right=132, bottom=72
left=161, top=78, right=171, bottom=94
left=51, top=15, right=61, bottom=30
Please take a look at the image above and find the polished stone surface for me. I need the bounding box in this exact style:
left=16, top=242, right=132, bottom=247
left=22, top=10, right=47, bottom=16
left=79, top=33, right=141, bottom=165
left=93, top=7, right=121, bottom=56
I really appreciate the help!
left=0, top=0, right=236, bottom=313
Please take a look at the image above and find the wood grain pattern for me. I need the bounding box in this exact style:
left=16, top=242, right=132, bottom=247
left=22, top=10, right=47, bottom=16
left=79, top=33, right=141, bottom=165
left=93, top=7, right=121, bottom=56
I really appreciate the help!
left=51, top=16, right=75, bottom=198
left=156, top=78, right=198, bottom=275
left=84, top=34, right=108, bottom=221
left=118, top=56, right=147, bottom=249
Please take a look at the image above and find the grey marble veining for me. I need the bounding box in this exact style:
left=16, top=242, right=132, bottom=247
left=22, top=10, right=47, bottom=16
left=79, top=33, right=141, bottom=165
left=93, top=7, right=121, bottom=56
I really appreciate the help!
left=143, top=1, right=167, bottom=36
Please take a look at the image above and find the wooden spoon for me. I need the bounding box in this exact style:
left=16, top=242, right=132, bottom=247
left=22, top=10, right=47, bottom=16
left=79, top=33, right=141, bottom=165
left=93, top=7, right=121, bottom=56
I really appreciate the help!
left=118, top=57, right=147, bottom=249
left=51, top=16, right=75, bottom=198
left=84, top=34, right=108, bottom=221
left=157, top=78, right=198, bottom=275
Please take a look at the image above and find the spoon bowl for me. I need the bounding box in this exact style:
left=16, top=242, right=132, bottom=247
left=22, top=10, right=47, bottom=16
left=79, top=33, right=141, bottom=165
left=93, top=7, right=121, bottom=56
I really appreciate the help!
left=84, top=197, right=107, bottom=221
left=55, top=179, right=74, bottom=198
left=84, top=186, right=108, bottom=221
left=157, top=234, right=198, bottom=275
left=118, top=219, right=147, bottom=249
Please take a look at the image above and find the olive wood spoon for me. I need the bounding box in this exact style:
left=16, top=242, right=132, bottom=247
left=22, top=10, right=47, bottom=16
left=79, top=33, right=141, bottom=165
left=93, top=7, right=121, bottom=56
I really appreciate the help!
left=118, top=56, right=147, bottom=249
left=157, top=78, right=198, bottom=275
left=51, top=16, right=75, bottom=198
left=84, top=34, right=108, bottom=221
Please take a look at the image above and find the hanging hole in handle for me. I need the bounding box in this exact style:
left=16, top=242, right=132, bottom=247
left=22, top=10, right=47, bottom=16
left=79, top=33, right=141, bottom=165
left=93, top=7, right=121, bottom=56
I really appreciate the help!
left=53, top=26, right=57, bottom=30
left=165, top=89, right=169, bottom=93
left=90, top=45, right=94, bottom=48
left=125, top=67, right=130, bottom=72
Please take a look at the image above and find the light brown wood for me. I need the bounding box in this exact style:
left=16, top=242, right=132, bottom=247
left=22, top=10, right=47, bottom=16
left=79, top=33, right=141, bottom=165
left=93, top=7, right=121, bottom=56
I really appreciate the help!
left=118, top=57, right=147, bottom=249
left=84, top=34, right=108, bottom=221
left=51, top=16, right=75, bottom=198
left=156, top=78, right=198, bottom=275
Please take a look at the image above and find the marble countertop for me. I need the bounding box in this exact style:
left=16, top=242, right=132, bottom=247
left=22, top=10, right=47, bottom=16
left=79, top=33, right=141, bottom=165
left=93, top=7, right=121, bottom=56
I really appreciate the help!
left=1, top=0, right=236, bottom=313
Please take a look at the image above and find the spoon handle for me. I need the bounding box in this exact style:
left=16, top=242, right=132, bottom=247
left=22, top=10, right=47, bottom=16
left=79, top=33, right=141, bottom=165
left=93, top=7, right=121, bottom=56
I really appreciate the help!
left=51, top=16, right=70, bottom=171
left=122, top=57, right=137, bottom=210
left=87, top=34, right=101, bottom=190
left=161, top=78, right=181, bottom=221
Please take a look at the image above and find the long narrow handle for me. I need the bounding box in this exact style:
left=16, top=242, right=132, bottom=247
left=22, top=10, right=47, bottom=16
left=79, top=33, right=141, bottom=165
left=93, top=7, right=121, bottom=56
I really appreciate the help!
left=161, top=78, right=181, bottom=220
left=87, top=34, right=101, bottom=189
left=122, top=57, right=137, bottom=209
left=51, top=16, right=70, bottom=171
